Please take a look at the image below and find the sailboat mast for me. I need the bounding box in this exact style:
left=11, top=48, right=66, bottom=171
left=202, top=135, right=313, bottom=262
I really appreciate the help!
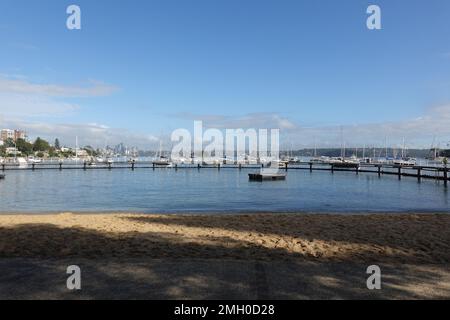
left=385, top=137, right=388, bottom=158
left=75, top=136, right=78, bottom=161
left=314, top=138, right=317, bottom=158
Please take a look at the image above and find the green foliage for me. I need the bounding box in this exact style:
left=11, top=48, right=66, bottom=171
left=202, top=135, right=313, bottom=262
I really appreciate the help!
left=441, top=150, right=450, bottom=158
left=3, top=138, right=15, bottom=148
left=60, top=150, right=75, bottom=158
left=16, top=138, right=33, bottom=156
left=33, top=137, right=50, bottom=152
left=83, top=146, right=99, bottom=157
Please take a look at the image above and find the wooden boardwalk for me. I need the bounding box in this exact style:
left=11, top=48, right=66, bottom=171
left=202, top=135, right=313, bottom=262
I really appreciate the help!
left=1, top=161, right=449, bottom=186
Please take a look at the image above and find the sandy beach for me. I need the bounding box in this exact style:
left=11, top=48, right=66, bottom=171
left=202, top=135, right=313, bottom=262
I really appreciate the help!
left=1, top=212, right=450, bottom=299
left=1, top=213, right=449, bottom=263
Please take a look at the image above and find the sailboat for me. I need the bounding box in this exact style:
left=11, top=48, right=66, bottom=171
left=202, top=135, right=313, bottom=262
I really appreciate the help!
left=393, top=138, right=416, bottom=166
left=153, top=140, right=171, bottom=166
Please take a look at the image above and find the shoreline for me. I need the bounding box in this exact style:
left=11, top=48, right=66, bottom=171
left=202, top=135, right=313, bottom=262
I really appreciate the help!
left=1, top=210, right=450, bottom=216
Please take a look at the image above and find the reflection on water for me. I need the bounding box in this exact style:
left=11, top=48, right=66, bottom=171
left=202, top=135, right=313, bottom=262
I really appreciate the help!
left=0, top=169, right=449, bottom=213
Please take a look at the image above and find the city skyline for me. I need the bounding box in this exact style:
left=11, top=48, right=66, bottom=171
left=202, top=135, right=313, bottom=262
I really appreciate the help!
left=1, top=0, right=450, bottom=148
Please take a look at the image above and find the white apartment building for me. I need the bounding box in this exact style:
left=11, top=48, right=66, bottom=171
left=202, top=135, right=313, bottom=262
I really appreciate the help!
left=0, top=129, right=27, bottom=142
left=0, top=129, right=14, bottom=142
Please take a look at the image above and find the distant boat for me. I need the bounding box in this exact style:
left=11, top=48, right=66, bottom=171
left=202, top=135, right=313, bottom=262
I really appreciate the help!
left=393, top=157, right=416, bottom=166
left=153, top=157, right=171, bottom=166
left=87, top=160, right=97, bottom=167
left=249, top=171, right=287, bottom=181
left=277, top=160, right=290, bottom=168
left=153, top=140, right=171, bottom=166
left=27, top=157, right=42, bottom=164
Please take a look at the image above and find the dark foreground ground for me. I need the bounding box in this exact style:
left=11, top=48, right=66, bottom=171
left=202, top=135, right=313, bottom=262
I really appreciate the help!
left=1, top=258, right=449, bottom=299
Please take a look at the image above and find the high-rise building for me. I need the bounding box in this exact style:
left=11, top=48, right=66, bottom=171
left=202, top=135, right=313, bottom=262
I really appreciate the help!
left=0, top=129, right=14, bottom=142
left=0, top=129, right=27, bottom=142
left=14, top=130, right=27, bottom=141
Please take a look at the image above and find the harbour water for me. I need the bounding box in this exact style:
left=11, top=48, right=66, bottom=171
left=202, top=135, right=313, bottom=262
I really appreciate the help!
left=0, top=168, right=449, bottom=213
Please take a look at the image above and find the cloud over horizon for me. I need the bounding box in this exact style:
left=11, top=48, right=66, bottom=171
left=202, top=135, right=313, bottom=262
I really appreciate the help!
left=172, top=112, right=297, bottom=130
left=0, top=117, right=159, bottom=149
left=0, top=75, right=118, bottom=116
left=1, top=72, right=450, bottom=149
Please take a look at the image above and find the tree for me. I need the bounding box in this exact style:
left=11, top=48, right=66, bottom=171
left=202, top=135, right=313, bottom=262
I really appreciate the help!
left=54, top=138, right=61, bottom=150
left=3, top=138, right=15, bottom=148
left=83, top=145, right=99, bottom=157
left=441, top=150, right=450, bottom=158
left=33, top=137, right=50, bottom=152
left=16, top=138, right=33, bottom=156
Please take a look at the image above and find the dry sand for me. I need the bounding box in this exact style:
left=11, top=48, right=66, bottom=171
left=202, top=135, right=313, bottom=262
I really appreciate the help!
left=1, top=213, right=449, bottom=263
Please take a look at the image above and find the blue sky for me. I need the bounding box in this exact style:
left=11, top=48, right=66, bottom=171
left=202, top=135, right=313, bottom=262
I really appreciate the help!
left=0, top=0, right=450, bottom=148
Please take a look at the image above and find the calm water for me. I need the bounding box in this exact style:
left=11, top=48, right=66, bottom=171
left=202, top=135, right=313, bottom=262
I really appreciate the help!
left=0, top=169, right=449, bottom=213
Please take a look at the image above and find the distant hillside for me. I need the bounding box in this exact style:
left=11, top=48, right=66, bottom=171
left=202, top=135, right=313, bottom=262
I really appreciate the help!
left=440, top=150, right=450, bottom=157
left=282, top=148, right=433, bottom=158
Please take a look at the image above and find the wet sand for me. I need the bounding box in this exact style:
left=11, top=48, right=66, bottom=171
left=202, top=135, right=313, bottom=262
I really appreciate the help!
left=0, top=213, right=449, bottom=263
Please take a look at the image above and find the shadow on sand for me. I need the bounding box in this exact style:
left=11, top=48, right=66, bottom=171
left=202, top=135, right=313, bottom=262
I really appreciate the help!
left=0, top=221, right=449, bottom=299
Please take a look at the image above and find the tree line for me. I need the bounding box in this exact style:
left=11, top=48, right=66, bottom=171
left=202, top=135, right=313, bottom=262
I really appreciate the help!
left=0, top=137, right=103, bottom=158
left=0, top=137, right=64, bottom=157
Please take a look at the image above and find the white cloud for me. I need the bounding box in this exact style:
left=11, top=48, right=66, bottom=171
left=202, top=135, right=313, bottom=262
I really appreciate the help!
left=0, top=93, right=78, bottom=116
left=173, top=112, right=297, bottom=130
left=0, top=117, right=159, bottom=149
left=0, top=75, right=118, bottom=116
left=284, top=105, right=450, bottom=149
left=0, top=76, right=118, bottom=97
left=173, top=107, right=450, bottom=149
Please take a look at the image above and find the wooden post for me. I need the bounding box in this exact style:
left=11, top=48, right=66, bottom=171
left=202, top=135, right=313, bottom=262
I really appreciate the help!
left=108, top=162, right=112, bottom=170
left=153, top=163, right=155, bottom=170
left=309, top=162, right=313, bottom=172
left=218, top=163, right=221, bottom=170
left=131, top=162, right=135, bottom=171
left=356, top=165, right=359, bottom=175
left=331, top=164, right=334, bottom=174
left=285, top=162, right=288, bottom=171
left=398, top=166, right=402, bottom=180
left=59, top=162, right=63, bottom=171
left=444, top=168, right=448, bottom=187
left=83, top=161, right=87, bottom=171
left=32, top=163, right=35, bottom=171
left=175, top=164, right=178, bottom=171
left=417, top=168, right=421, bottom=182
left=1, top=164, right=4, bottom=171
left=378, top=165, right=381, bottom=177
left=239, top=164, right=242, bottom=170
left=198, top=164, right=201, bottom=170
